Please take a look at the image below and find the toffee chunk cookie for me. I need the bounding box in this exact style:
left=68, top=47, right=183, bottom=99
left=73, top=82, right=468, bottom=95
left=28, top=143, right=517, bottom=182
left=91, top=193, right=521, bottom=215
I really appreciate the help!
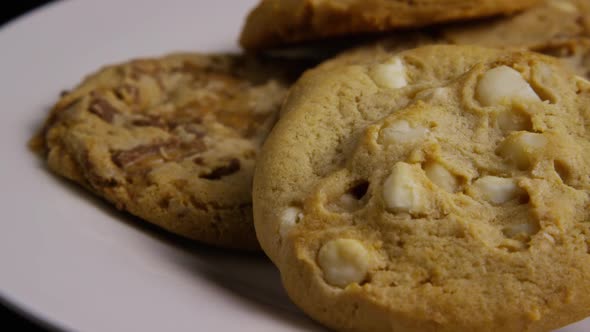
left=253, top=45, right=590, bottom=331
left=32, top=53, right=305, bottom=250
left=239, top=0, right=540, bottom=50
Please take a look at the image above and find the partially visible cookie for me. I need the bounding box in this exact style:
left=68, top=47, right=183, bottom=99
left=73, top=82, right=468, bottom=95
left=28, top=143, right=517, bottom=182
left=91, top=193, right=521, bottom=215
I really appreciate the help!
left=315, top=32, right=437, bottom=71
left=442, top=0, right=590, bottom=50
left=536, top=39, right=590, bottom=79
left=442, top=0, right=590, bottom=79
left=254, top=45, right=590, bottom=331
left=329, top=37, right=590, bottom=81
left=31, top=53, right=306, bottom=250
left=325, top=0, right=590, bottom=79
left=239, top=0, right=541, bottom=50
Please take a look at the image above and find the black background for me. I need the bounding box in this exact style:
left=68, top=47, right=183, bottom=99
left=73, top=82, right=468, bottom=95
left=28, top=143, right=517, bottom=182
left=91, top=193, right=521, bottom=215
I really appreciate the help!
left=2, top=2, right=58, bottom=330
left=0, top=1, right=52, bottom=26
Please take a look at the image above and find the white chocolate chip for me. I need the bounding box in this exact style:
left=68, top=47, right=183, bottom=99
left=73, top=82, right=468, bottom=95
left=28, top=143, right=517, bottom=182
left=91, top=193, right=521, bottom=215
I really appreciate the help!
left=339, top=193, right=357, bottom=207
left=317, top=239, right=370, bottom=287
left=503, top=223, right=538, bottom=238
left=381, top=120, right=428, bottom=145
left=542, top=232, right=556, bottom=243
left=549, top=0, right=577, bottom=12
left=330, top=193, right=362, bottom=212
left=415, top=87, right=452, bottom=104
left=369, top=57, right=407, bottom=89
left=383, top=162, right=427, bottom=214
left=576, top=75, right=590, bottom=91
left=497, top=132, right=548, bottom=169
left=424, top=162, right=458, bottom=193
left=472, top=176, right=523, bottom=204
left=279, top=207, right=303, bottom=238
left=535, top=63, right=558, bottom=85
left=518, top=132, right=547, bottom=147
left=497, top=110, right=531, bottom=132
left=476, top=66, right=541, bottom=106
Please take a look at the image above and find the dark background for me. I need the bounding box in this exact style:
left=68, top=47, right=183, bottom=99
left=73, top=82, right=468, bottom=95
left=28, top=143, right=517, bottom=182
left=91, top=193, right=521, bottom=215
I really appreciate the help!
left=2, top=2, right=57, bottom=330
left=0, top=1, right=52, bottom=26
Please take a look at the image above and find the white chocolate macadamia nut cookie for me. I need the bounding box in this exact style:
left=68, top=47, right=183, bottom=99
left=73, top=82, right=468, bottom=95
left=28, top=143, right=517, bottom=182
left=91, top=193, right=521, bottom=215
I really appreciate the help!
left=253, top=45, right=590, bottom=332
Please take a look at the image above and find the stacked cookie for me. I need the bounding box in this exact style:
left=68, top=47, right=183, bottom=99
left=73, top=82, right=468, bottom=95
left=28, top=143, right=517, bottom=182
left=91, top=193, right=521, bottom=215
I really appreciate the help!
left=248, top=0, right=590, bottom=331
left=32, top=0, right=590, bottom=330
left=256, top=45, right=590, bottom=331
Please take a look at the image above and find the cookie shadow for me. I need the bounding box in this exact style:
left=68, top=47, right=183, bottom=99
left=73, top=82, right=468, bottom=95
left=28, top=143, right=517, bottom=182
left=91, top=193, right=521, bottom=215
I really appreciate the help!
left=32, top=149, right=589, bottom=332
left=169, top=248, right=327, bottom=332
left=32, top=158, right=325, bottom=331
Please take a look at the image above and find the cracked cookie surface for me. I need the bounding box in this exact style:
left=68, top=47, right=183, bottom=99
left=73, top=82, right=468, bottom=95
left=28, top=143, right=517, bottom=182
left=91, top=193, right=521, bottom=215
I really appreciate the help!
left=32, top=53, right=305, bottom=250
left=239, top=0, right=540, bottom=50
left=253, top=45, right=590, bottom=331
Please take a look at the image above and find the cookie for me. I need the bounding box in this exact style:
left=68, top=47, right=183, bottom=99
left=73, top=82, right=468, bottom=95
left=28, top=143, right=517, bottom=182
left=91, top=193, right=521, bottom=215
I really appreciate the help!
left=442, top=0, right=590, bottom=50
left=239, top=0, right=541, bottom=50
left=331, top=37, right=590, bottom=81
left=326, top=0, right=590, bottom=79
left=442, top=0, right=590, bottom=80
left=536, top=39, right=590, bottom=79
left=31, top=53, right=306, bottom=250
left=253, top=45, right=590, bottom=331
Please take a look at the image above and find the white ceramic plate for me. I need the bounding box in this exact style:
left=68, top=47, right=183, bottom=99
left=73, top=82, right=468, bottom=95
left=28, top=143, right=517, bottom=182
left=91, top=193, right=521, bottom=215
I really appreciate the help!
left=0, top=1, right=587, bottom=331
